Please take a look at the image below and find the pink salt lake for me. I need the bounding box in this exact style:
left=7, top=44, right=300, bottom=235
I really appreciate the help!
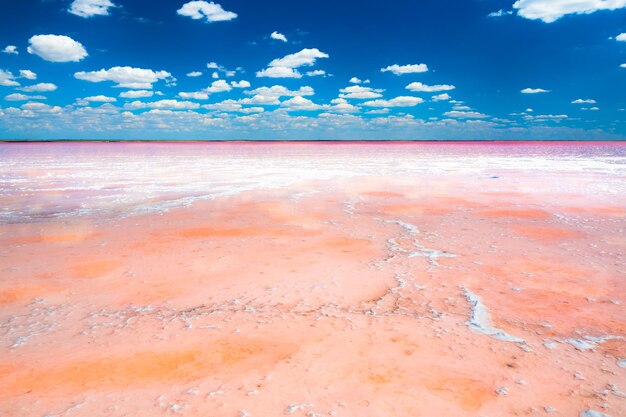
left=0, top=142, right=624, bottom=417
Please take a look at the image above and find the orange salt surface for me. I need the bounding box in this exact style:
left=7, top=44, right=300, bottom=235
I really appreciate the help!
left=0, top=142, right=624, bottom=417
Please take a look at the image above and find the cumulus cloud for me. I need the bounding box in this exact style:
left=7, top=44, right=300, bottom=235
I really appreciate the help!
left=617, top=33, right=626, bottom=41
left=247, top=85, right=314, bottom=97
left=187, top=71, right=203, bottom=77
left=0, top=69, right=20, bottom=87
left=230, top=80, right=251, bottom=88
left=306, top=70, right=326, bottom=77
left=280, top=96, right=325, bottom=111
left=206, top=62, right=239, bottom=77
left=75, top=66, right=172, bottom=89
left=178, top=91, right=209, bottom=100
left=69, top=0, right=116, bottom=18
left=256, top=67, right=302, bottom=78
left=406, top=82, right=455, bottom=92
left=349, top=77, right=362, bottom=84
left=271, top=31, right=288, bottom=42
left=177, top=1, right=237, bottom=23
left=5, top=93, right=45, bottom=101
left=521, top=87, right=550, bottom=94
left=241, top=85, right=314, bottom=105
left=432, top=93, right=451, bottom=101
left=28, top=35, right=88, bottom=62
left=177, top=80, right=235, bottom=100
left=257, top=48, right=329, bottom=78
left=329, top=98, right=359, bottom=113
left=19, top=70, right=37, bottom=80
left=339, top=85, right=384, bottom=99
left=205, top=79, right=231, bottom=93
left=526, top=114, right=569, bottom=121
left=572, top=98, right=596, bottom=104
left=362, top=96, right=424, bottom=107
left=81, top=95, right=116, bottom=102
left=203, top=100, right=264, bottom=113
left=19, top=83, right=57, bottom=92
left=119, top=90, right=154, bottom=98
left=621, top=63, right=626, bottom=68
left=444, top=110, right=489, bottom=119
left=381, top=64, right=428, bottom=75
left=2, top=45, right=18, bottom=55
left=125, top=99, right=200, bottom=110
left=513, top=0, right=626, bottom=23
left=488, top=9, right=513, bottom=17
left=269, top=48, right=329, bottom=68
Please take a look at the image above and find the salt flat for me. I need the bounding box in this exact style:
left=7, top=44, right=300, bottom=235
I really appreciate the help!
left=0, top=142, right=624, bottom=417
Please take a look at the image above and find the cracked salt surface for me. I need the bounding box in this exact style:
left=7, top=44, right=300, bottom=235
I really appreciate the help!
left=385, top=220, right=457, bottom=266
left=460, top=286, right=526, bottom=344
left=565, top=335, right=624, bottom=351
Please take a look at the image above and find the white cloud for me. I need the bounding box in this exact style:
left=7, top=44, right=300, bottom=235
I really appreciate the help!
left=572, top=98, right=597, bottom=104
left=329, top=98, right=359, bottom=113
left=257, top=48, right=329, bottom=78
left=280, top=96, right=325, bottom=111
left=339, top=85, right=384, bottom=99
left=271, top=31, right=288, bottom=42
left=239, top=95, right=280, bottom=105
left=241, top=85, right=314, bottom=105
left=231, top=80, right=251, bottom=88
left=28, top=35, right=88, bottom=62
left=617, top=33, right=626, bottom=41
left=2, top=45, right=18, bottom=55
left=444, top=110, right=489, bottom=119
left=256, top=67, right=302, bottom=78
left=621, top=63, right=626, bottom=68
left=5, top=93, right=45, bottom=101
left=177, top=80, right=234, bottom=100
left=177, top=1, right=237, bottom=23
left=269, top=48, right=329, bottom=68
left=21, top=102, right=62, bottom=113
left=178, top=91, right=209, bottom=100
left=205, top=79, right=232, bottom=93
left=306, top=70, right=326, bottom=77
left=362, top=96, right=424, bottom=107
left=381, top=64, right=428, bottom=75
left=119, top=90, right=154, bottom=98
left=19, top=83, right=57, bottom=92
left=521, top=87, right=550, bottom=94
left=527, top=114, right=568, bottom=120
left=432, top=93, right=451, bottom=101
left=513, top=0, right=626, bottom=23
left=187, top=71, right=203, bottom=77
left=19, top=70, right=37, bottom=80
left=488, top=9, right=513, bottom=17
left=75, top=66, right=172, bottom=89
left=125, top=99, right=200, bottom=110
left=349, top=77, right=362, bottom=84
left=581, top=106, right=600, bottom=111
left=203, top=100, right=265, bottom=113
left=406, top=82, right=455, bottom=92
left=69, top=0, right=116, bottom=18
left=247, top=85, right=314, bottom=97
left=0, top=69, right=20, bottom=87
left=81, top=95, right=116, bottom=102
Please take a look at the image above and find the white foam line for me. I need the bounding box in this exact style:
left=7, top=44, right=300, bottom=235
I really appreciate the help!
left=461, top=286, right=526, bottom=344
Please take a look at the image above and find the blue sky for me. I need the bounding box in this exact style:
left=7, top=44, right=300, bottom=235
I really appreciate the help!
left=0, top=0, right=625, bottom=140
